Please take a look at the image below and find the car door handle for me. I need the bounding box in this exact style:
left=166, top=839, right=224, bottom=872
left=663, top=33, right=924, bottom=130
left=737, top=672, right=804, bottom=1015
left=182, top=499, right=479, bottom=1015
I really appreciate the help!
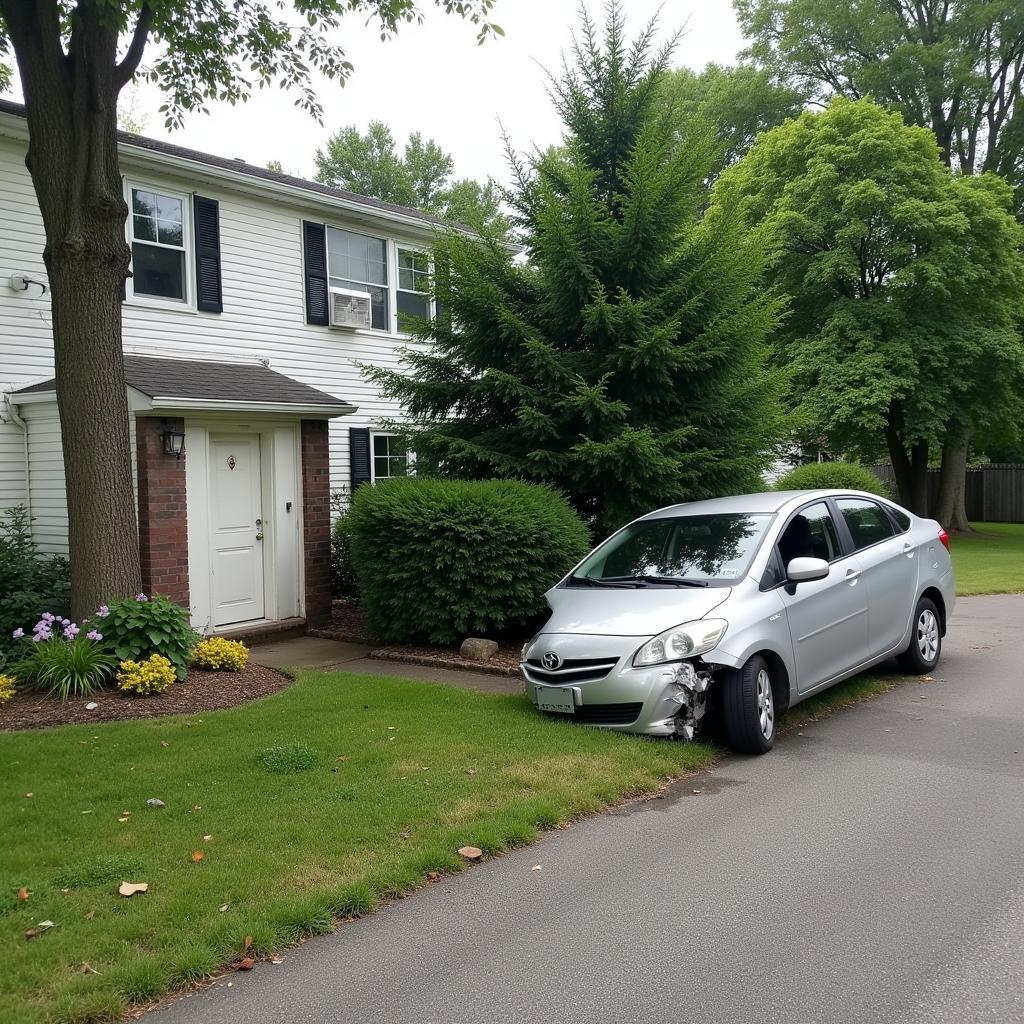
left=845, top=569, right=860, bottom=585
left=902, top=542, right=914, bottom=557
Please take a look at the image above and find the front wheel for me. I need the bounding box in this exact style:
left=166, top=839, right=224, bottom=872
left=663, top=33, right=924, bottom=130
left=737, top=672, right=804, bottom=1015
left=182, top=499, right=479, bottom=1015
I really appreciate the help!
left=721, top=654, right=776, bottom=755
left=897, top=597, right=942, bottom=674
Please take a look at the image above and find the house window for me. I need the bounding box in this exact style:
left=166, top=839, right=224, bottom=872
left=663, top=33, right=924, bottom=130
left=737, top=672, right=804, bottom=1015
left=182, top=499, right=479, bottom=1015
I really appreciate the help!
left=129, top=187, right=187, bottom=301
left=396, top=248, right=431, bottom=331
left=372, top=433, right=409, bottom=480
left=327, top=227, right=388, bottom=330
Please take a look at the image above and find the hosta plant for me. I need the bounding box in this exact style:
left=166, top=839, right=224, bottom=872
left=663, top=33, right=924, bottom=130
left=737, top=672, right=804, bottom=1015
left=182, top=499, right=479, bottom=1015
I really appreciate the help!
left=99, top=595, right=198, bottom=680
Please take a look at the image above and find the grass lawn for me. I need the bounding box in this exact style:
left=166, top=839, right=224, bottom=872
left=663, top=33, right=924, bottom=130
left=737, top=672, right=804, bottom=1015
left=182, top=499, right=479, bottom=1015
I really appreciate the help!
left=2, top=669, right=895, bottom=1024
left=951, top=522, right=1024, bottom=595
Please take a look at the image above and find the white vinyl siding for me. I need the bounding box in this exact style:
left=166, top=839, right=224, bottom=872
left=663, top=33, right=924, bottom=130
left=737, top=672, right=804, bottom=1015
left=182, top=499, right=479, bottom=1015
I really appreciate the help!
left=0, top=128, right=427, bottom=547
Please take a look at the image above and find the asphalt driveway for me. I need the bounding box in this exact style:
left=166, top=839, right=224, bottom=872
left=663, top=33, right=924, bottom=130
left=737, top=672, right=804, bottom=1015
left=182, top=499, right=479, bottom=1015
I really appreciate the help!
left=155, top=594, right=1024, bottom=1024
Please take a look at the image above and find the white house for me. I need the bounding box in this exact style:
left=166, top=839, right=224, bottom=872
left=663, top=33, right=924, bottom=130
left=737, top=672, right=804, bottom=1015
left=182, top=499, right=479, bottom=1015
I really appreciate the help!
left=0, top=98, right=440, bottom=634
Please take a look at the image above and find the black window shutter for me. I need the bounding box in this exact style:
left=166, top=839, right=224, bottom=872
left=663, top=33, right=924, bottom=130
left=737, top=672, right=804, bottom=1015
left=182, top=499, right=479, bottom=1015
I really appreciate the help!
left=349, top=428, right=372, bottom=490
left=193, top=195, right=223, bottom=313
left=303, top=220, right=329, bottom=325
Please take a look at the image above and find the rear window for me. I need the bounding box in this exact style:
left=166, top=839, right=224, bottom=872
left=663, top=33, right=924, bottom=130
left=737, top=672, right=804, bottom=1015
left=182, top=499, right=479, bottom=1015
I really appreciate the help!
left=572, top=513, right=772, bottom=585
left=836, top=498, right=895, bottom=550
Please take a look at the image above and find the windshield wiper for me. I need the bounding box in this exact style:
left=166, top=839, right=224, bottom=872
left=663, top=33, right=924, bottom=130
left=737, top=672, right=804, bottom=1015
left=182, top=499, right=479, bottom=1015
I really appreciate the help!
left=603, top=575, right=710, bottom=588
left=568, top=575, right=641, bottom=589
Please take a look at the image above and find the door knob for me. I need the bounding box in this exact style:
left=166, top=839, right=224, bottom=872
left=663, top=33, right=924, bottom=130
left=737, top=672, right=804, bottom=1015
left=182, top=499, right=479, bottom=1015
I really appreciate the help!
left=256, top=531, right=264, bottom=541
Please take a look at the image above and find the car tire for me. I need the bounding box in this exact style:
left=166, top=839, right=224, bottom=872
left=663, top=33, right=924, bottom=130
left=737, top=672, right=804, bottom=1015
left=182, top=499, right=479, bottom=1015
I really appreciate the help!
left=897, top=596, right=942, bottom=674
left=721, top=654, right=776, bottom=755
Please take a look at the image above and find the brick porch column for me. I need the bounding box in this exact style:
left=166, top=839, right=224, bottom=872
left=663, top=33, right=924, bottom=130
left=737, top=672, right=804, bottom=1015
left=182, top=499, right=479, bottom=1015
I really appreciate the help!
left=136, top=416, right=190, bottom=607
left=301, top=419, right=331, bottom=627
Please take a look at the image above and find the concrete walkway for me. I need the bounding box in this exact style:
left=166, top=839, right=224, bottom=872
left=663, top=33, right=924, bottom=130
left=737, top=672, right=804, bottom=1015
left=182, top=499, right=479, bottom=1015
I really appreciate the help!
left=249, top=635, right=521, bottom=696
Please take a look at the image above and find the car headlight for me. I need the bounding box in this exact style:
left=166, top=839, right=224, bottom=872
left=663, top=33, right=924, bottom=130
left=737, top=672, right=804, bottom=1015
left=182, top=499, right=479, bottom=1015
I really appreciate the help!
left=633, top=619, right=728, bottom=667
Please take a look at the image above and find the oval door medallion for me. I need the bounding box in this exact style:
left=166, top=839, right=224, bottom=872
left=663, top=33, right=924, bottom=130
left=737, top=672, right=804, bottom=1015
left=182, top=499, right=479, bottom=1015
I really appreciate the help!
left=227, top=455, right=236, bottom=470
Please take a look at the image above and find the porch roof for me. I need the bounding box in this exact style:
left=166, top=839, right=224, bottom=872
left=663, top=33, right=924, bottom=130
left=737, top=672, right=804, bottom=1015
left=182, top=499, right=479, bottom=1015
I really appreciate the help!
left=15, top=355, right=357, bottom=417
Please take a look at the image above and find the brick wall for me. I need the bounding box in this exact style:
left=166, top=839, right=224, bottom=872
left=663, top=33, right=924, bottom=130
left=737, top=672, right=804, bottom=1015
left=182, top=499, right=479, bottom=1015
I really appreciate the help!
left=301, top=419, right=331, bottom=627
left=136, top=416, right=190, bottom=606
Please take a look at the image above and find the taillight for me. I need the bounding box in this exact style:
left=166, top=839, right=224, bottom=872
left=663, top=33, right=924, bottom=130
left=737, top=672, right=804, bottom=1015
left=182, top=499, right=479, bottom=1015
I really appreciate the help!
left=938, top=528, right=950, bottom=551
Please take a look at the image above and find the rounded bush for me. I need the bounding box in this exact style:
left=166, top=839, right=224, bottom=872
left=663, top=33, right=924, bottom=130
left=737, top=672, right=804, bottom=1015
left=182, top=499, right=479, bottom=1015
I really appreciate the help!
left=773, top=461, right=890, bottom=498
left=191, top=637, right=249, bottom=672
left=0, top=673, right=14, bottom=704
left=116, top=654, right=176, bottom=695
left=347, top=478, right=592, bottom=644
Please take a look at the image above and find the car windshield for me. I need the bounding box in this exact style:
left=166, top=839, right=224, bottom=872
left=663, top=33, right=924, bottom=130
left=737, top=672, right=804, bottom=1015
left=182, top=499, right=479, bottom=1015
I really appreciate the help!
left=571, top=513, right=773, bottom=586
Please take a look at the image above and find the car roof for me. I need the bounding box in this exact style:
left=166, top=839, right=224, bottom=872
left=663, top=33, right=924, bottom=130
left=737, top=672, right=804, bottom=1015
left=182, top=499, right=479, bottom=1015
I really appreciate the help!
left=640, top=489, right=892, bottom=520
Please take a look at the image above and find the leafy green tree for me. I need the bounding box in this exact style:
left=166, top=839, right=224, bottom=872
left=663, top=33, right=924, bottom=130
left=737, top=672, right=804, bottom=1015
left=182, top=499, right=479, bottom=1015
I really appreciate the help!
left=315, top=120, right=507, bottom=233
left=736, top=0, right=1024, bottom=527
left=660, top=62, right=805, bottom=179
left=0, top=0, right=499, bottom=617
left=717, top=98, right=1024, bottom=519
left=365, top=4, right=786, bottom=532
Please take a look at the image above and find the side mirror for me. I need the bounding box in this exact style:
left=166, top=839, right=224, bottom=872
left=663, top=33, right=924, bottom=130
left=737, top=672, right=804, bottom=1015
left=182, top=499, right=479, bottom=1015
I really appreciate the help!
left=786, top=556, right=830, bottom=584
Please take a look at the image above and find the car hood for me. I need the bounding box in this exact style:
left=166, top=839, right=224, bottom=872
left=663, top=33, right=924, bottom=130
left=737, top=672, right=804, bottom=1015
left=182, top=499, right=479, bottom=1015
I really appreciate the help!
left=541, top=583, right=733, bottom=637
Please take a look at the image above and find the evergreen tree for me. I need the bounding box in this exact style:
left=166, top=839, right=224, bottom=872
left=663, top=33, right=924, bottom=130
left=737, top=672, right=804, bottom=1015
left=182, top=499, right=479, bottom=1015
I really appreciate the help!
left=366, top=4, right=786, bottom=531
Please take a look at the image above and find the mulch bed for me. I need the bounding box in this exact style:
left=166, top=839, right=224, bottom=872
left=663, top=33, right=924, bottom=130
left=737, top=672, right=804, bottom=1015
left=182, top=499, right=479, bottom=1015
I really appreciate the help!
left=315, top=599, right=525, bottom=677
left=0, top=663, right=293, bottom=731
left=368, top=643, right=523, bottom=677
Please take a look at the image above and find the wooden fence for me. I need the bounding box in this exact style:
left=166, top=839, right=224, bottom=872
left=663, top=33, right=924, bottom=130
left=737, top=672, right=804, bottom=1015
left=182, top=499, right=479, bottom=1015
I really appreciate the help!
left=870, top=464, right=1024, bottom=523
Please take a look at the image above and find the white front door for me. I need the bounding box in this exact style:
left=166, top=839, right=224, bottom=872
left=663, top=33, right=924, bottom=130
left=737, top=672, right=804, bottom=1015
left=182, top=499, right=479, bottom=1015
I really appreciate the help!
left=209, top=434, right=265, bottom=626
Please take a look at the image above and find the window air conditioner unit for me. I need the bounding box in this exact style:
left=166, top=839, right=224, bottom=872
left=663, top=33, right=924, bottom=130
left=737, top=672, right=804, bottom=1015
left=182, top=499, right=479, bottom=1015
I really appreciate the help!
left=329, top=287, right=372, bottom=329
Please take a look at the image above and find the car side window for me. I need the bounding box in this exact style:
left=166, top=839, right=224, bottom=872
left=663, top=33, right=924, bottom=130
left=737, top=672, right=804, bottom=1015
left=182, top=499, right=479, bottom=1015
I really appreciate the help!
left=778, top=501, right=842, bottom=567
left=885, top=505, right=911, bottom=532
left=836, top=498, right=896, bottom=550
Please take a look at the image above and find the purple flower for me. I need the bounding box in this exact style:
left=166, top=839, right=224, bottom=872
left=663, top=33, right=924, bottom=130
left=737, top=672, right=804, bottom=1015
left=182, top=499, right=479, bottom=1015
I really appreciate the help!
left=63, top=624, right=80, bottom=640
left=32, top=632, right=47, bottom=643
left=12, top=628, right=23, bottom=639
left=33, top=624, right=52, bottom=641
left=86, top=630, right=103, bottom=641
left=97, top=605, right=109, bottom=618
left=60, top=617, right=71, bottom=626
left=41, top=612, right=54, bottom=623
left=135, top=593, right=149, bottom=602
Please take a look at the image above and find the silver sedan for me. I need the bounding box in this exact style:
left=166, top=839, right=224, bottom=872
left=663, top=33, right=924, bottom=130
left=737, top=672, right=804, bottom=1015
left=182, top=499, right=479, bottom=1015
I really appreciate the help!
left=522, top=489, right=955, bottom=754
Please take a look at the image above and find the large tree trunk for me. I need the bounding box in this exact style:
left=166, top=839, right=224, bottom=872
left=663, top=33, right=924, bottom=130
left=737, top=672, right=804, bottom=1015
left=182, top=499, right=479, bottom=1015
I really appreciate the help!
left=4, top=0, right=143, bottom=618
left=934, top=426, right=973, bottom=532
left=884, top=410, right=929, bottom=515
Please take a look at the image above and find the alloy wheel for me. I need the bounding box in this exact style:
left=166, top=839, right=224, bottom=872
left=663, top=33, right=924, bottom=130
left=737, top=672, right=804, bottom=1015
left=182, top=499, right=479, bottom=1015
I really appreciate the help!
left=917, top=608, right=939, bottom=663
left=756, top=668, right=774, bottom=740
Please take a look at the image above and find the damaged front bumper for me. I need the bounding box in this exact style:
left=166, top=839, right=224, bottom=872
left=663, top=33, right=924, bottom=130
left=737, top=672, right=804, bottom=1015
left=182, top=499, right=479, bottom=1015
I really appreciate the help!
left=521, top=635, right=715, bottom=738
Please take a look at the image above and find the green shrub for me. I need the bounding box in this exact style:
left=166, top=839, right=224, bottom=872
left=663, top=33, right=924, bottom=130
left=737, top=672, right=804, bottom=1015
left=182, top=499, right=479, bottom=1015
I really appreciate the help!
left=331, top=512, right=358, bottom=598
left=347, top=478, right=592, bottom=644
left=0, top=506, right=70, bottom=664
left=773, top=461, right=891, bottom=498
left=99, top=594, right=198, bottom=680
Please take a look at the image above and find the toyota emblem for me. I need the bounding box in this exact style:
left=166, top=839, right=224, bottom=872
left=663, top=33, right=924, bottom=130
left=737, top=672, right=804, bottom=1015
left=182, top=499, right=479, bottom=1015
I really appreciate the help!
left=541, top=651, right=562, bottom=671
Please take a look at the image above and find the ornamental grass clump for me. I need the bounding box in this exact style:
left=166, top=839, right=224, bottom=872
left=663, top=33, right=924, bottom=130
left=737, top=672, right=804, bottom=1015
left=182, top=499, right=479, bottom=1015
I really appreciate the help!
left=11, top=613, right=116, bottom=700
left=116, top=654, right=176, bottom=695
left=191, top=637, right=249, bottom=671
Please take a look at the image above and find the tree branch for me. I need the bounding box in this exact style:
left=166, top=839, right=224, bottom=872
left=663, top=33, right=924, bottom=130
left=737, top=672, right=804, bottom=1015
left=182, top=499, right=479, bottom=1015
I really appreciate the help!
left=113, top=2, right=153, bottom=92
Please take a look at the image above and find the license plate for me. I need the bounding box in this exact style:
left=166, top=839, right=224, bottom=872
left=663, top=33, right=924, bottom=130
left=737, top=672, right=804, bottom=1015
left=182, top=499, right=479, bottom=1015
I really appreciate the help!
left=536, top=686, right=575, bottom=714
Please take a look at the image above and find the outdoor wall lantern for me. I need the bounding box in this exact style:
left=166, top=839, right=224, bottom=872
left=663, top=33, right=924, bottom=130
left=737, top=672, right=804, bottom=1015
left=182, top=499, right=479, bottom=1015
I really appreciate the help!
left=162, top=430, right=186, bottom=459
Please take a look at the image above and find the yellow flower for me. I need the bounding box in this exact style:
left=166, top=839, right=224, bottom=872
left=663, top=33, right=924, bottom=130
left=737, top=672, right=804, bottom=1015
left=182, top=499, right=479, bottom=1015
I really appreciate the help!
left=191, top=637, right=248, bottom=672
left=0, top=673, right=15, bottom=704
left=117, top=655, right=176, bottom=695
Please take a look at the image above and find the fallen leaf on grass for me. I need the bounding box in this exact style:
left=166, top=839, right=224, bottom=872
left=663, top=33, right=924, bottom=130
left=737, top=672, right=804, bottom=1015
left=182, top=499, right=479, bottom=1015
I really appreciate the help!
left=270, top=957, right=283, bottom=965
left=24, top=793, right=32, bottom=798
left=191, top=850, right=204, bottom=863
left=78, top=963, right=100, bottom=975
left=203, top=834, right=212, bottom=841
left=118, top=882, right=149, bottom=897
left=25, top=920, right=55, bottom=940
left=84, top=909, right=95, bottom=920
left=238, top=957, right=255, bottom=971
left=465, top=768, right=477, bottom=776
left=458, top=846, right=483, bottom=862
left=919, top=675, right=935, bottom=683
left=426, top=872, right=440, bottom=882
left=218, top=904, right=229, bottom=913
left=399, top=830, right=411, bottom=841
left=243, top=935, right=253, bottom=951
left=160, top=741, right=170, bottom=748
left=17, top=887, right=29, bottom=901
left=118, top=817, right=130, bottom=824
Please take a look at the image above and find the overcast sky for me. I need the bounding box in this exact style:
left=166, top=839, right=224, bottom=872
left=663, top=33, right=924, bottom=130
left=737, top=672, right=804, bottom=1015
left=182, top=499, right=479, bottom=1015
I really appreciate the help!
left=5, top=1, right=744, bottom=187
